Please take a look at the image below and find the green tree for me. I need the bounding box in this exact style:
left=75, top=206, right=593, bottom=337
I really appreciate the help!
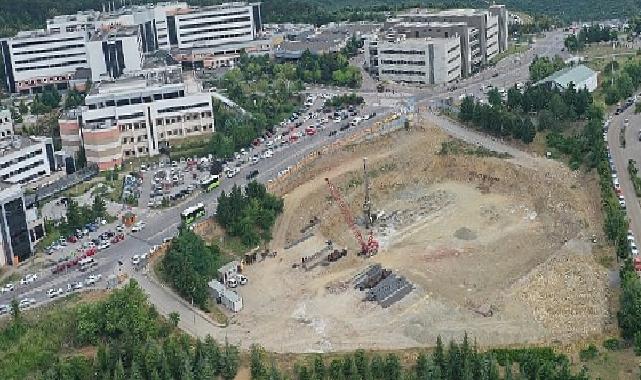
left=488, top=88, right=503, bottom=108
left=113, top=358, right=125, bottom=380
left=168, top=312, right=180, bottom=328
left=618, top=270, right=641, bottom=339
left=92, top=195, right=107, bottom=220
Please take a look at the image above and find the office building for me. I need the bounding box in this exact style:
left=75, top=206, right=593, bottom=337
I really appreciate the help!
left=391, top=21, right=481, bottom=77
left=0, top=136, right=56, bottom=185
left=1, top=30, right=88, bottom=94
left=397, top=8, right=501, bottom=64
left=0, top=185, right=32, bottom=267
left=60, top=66, right=214, bottom=170
left=489, top=5, right=508, bottom=53
left=86, top=27, right=144, bottom=82
left=365, top=34, right=461, bottom=85
left=0, top=109, right=13, bottom=140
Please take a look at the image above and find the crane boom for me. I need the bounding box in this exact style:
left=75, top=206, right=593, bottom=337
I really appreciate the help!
left=325, top=177, right=379, bottom=256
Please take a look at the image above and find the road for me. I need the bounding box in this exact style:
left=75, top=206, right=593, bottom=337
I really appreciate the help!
left=1, top=29, right=570, bottom=341
left=607, top=105, right=641, bottom=246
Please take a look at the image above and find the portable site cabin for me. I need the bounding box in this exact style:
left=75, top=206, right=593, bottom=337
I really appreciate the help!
left=217, top=260, right=242, bottom=284
left=208, top=280, right=243, bottom=312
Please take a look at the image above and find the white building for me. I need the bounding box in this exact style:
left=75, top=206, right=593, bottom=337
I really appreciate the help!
left=390, top=21, right=481, bottom=77
left=0, top=109, right=13, bottom=140
left=208, top=279, right=243, bottom=312
left=537, top=65, right=598, bottom=93
left=1, top=30, right=88, bottom=94
left=397, top=8, right=502, bottom=64
left=168, top=2, right=262, bottom=50
left=86, top=27, right=144, bottom=82
left=0, top=136, right=56, bottom=185
left=366, top=35, right=461, bottom=85
left=60, top=66, right=214, bottom=170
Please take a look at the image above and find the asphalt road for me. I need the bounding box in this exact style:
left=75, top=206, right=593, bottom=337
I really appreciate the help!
left=607, top=104, right=641, bottom=247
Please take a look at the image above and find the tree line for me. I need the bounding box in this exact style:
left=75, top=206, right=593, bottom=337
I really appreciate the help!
left=56, top=196, right=108, bottom=236
left=325, top=93, right=364, bottom=108
left=158, top=228, right=226, bottom=309
left=250, top=335, right=590, bottom=380
left=216, top=181, right=284, bottom=246
left=602, top=58, right=641, bottom=105
left=459, top=80, right=592, bottom=147
left=564, top=25, right=618, bottom=53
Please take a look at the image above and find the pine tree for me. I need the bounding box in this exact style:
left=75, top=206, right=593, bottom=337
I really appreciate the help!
left=250, top=344, right=266, bottom=380
left=130, top=359, right=144, bottom=380
left=370, top=354, right=384, bottom=380
left=354, top=349, right=371, bottom=380
left=329, top=359, right=345, bottom=380
left=415, top=352, right=430, bottom=380
left=313, top=355, right=326, bottom=380
left=384, top=354, right=402, bottom=380
left=504, top=361, right=513, bottom=380
left=434, top=336, right=445, bottom=374
left=220, top=340, right=240, bottom=380
left=113, top=358, right=125, bottom=380
left=487, top=356, right=499, bottom=380
left=342, top=355, right=357, bottom=380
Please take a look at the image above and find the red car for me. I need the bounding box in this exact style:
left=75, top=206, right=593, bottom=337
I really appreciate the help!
left=305, top=127, right=316, bottom=136
left=85, top=248, right=97, bottom=257
left=67, top=235, right=78, bottom=243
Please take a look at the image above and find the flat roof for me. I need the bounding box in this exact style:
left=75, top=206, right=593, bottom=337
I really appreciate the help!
left=539, top=65, right=597, bottom=88
left=89, top=26, right=139, bottom=41
left=0, top=136, right=49, bottom=156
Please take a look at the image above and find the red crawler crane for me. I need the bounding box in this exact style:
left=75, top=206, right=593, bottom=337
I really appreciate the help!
left=325, top=177, right=379, bottom=256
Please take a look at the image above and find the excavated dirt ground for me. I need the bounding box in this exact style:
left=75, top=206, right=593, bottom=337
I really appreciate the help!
left=221, top=123, right=612, bottom=353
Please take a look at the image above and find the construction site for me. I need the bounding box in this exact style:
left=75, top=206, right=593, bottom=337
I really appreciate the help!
left=211, top=120, right=613, bottom=353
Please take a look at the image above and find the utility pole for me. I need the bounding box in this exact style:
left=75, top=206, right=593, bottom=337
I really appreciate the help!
left=362, top=157, right=372, bottom=229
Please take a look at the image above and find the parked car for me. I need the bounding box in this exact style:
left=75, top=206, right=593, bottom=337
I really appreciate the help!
left=0, top=283, right=15, bottom=293
left=47, top=288, right=64, bottom=298
left=20, top=274, right=38, bottom=285
left=238, top=274, right=248, bottom=285
left=85, top=274, right=102, bottom=285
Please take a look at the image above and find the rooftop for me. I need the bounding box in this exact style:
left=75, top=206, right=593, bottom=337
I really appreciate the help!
left=88, top=65, right=184, bottom=96
left=538, top=65, right=597, bottom=88
left=0, top=135, right=50, bottom=156
left=89, top=26, right=139, bottom=41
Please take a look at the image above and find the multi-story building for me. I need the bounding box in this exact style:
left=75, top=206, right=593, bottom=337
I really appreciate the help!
left=365, top=34, right=461, bottom=85
left=489, top=5, right=509, bottom=53
left=397, top=8, right=502, bottom=64
left=0, top=185, right=32, bottom=266
left=391, top=21, right=481, bottom=77
left=0, top=136, right=56, bottom=185
left=86, top=27, right=144, bottom=82
left=60, top=66, right=215, bottom=170
left=1, top=30, right=88, bottom=94
left=0, top=109, right=13, bottom=140
left=167, top=2, right=262, bottom=50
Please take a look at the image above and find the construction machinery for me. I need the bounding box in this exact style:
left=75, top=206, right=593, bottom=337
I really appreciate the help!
left=325, top=165, right=379, bottom=256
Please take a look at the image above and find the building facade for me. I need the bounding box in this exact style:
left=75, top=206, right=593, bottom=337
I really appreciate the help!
left=86, top=27, right=144, bottom=82
left=392, top=21, right=481, bottom=77
left=0, top=185, right=32, bottom=267
left=0, top=136, right=56, bottom=185
left=60, top=66, right=215, bottom=170
left=365, top=35, right=461, bottom=85
left=397, top=8, right=501, bottom=65
left=1, top=30, right=88, bottom=94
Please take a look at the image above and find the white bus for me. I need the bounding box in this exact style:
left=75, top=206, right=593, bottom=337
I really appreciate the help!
left=181, top=203, right=206, bottom=225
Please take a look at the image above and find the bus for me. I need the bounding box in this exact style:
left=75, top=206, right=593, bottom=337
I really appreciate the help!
left=200, top=174, right=220, bottom=192
left=78, top=257, right=97, bottom=272
left=181, top=203, right=206, bottom=225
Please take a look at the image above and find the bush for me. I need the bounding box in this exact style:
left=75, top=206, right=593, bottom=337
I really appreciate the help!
left=603, top=338, right=621, bottom=350
left=579, top=344, right=599, bottom=361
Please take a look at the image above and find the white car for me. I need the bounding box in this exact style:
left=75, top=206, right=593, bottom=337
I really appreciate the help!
left=132, top=223, right=144, bottom=233
left=238, top=274, right=248, bottom=285
left=619, top=195, right=626, bottom=209
left=1, top=283, right=15, bottom=293
left=20, top=274, right=37, bottom=285
left=18, top=298, right=35, bottom=310
left=227, top=277, right=238, bottom=288
left=0, top=304, right=8, bottom=315
left=47, top=288, right=64, bottom=298
left=98, top=242, right=110, bottom=250
left=627, top=230, right=635, bottom=243
left=85, top=274, right=102, bottom=285
left=131, top=255, right=141, bottom=265
left=632, top=242, right=639, bottom=256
